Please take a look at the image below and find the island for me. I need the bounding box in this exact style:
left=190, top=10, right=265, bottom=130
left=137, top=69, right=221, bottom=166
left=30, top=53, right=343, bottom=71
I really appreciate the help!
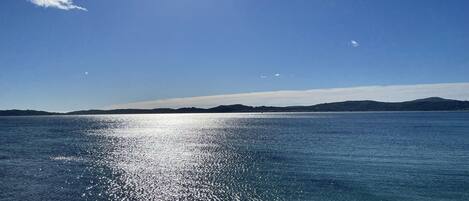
left=1, top=97, right=468, bottom=116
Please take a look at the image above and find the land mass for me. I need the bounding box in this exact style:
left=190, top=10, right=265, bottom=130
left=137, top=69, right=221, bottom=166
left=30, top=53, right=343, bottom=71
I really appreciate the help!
left=1, top=97, right=469, bottom=116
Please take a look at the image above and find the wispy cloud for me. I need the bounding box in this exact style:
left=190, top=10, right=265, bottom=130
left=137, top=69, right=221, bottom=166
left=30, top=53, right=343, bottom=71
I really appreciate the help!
left=29, top=0, right=87, bottom=11
left=107, top=83, right=469, bottom=109
left=274, top=73, right=281, bottom=77
left=350, top=40, right=360, bottom=47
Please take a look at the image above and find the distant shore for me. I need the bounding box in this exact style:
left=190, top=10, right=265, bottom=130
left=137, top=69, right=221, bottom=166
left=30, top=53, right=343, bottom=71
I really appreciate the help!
left=1, top=97, right=468, bottom=116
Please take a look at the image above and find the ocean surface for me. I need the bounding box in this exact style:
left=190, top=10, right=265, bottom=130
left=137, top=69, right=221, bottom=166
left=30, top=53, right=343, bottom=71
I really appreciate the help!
left=1, top=112, right=469, bottom=201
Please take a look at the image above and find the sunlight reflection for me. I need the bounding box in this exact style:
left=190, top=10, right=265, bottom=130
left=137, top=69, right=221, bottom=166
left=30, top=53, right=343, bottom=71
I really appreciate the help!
left=88, top=114, right=241, bottom=200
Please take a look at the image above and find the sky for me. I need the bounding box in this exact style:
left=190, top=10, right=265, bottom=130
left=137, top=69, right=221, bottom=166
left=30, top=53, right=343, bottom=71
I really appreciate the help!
left=1, top=0, right=469, bottom=111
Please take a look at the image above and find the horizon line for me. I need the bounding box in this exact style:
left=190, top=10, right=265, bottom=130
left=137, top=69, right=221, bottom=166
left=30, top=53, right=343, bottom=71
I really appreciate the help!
left=106, top=82, right=469, bottom=110
left=2, top=82, right=469, bottom=112
left=2, top=96, right=468, bottom=114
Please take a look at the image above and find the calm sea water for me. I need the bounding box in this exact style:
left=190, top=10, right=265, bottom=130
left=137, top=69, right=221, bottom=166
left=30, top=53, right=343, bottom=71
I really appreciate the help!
left=1, top=112, right=469, bottom=201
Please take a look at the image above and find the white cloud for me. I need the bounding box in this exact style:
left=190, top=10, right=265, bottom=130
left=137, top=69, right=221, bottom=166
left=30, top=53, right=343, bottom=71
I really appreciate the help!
left=29, top=0, right=87, bottom=11
left=350, top=40, right=360, bottom=47
left=274, top=73, right=281, bottom=77
left=107, top=82, right=469, bottom=109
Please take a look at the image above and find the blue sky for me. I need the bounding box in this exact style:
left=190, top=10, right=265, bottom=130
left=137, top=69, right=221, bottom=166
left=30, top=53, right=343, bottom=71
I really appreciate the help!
left=1, top=0, right=469, bottom=111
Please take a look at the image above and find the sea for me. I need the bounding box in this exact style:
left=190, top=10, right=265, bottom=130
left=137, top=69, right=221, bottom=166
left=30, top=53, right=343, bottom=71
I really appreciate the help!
left=1, top=112, right=468, bottom=201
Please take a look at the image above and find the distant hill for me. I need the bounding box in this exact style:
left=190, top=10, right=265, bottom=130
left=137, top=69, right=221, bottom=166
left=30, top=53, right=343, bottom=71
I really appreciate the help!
left=1, top=97, right=469, bottom=116
left=309, top=97, right=469, bottom=112
left=0, top=110, right=57, bottom=116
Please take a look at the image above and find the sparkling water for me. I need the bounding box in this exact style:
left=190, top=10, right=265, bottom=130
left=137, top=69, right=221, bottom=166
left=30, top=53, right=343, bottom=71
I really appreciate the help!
left=1, top=112, right=469, bottom=200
